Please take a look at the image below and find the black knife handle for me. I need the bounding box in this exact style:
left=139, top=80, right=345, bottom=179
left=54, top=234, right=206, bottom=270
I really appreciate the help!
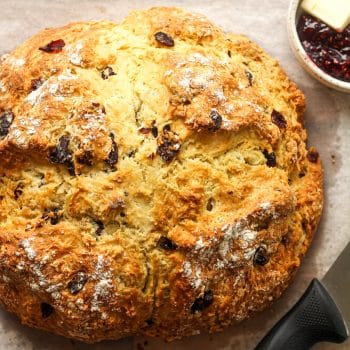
left=255, top=279, right=348, bottom=350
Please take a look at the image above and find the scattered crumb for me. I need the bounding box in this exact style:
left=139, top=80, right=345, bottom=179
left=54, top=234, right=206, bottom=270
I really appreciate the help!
left=331, top=154, right=336, bottom=164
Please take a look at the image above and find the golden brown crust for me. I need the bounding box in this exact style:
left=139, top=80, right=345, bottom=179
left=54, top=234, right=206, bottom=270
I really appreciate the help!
left=0, top=7, right=322, bottom=342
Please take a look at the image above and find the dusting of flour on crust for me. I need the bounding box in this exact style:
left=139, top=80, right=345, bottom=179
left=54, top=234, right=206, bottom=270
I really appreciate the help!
left=90, top=255, right=114, bottom=318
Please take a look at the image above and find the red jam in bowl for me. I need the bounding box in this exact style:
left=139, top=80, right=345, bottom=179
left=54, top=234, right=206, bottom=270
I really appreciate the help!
left=297, top=14, right=350, bottom=82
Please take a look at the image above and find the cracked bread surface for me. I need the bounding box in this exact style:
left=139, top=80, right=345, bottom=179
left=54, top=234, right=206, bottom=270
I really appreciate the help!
left=0, top=6, right=322, bottom=342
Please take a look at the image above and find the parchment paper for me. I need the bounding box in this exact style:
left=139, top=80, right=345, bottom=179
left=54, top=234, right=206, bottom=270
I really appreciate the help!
left=0, top=0, right=349, bottom=349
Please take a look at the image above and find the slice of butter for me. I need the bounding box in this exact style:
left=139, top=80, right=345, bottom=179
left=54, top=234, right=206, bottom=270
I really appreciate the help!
left=301, top=0, right=350, bottom=32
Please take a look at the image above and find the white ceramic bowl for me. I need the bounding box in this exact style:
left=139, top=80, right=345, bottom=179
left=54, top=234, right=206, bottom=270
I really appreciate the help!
left=287, top=0, right=350, bottom=93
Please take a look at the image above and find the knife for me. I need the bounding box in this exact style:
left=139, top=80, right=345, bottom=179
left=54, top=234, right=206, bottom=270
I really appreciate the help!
left=256, top=242, right=350, bottom=349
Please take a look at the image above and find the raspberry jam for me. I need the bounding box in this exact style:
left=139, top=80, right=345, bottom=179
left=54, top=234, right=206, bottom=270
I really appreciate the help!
left=297, top=14, right=350, bottom=82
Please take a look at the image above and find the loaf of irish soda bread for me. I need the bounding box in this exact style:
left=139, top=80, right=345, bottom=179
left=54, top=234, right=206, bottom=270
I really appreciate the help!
left=0, top=7, right=322, bottom=342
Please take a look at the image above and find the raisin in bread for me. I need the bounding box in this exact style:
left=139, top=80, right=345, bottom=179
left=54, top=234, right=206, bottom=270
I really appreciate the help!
left=0, top=7, right=323, bottom=342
